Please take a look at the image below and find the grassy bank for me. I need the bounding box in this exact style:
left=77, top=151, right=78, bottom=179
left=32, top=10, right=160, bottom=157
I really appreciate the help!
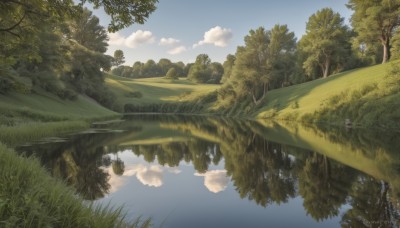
left=105, top=63, right=400, bottom=128
left=0, top=90, right=134, bottom=226
left=0, top=89, right=121, bottom=145
left=0, top=143, right=150, bottom=227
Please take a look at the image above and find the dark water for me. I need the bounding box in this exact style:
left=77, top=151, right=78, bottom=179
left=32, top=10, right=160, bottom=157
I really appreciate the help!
left=16, top=115, right=400, bottom=227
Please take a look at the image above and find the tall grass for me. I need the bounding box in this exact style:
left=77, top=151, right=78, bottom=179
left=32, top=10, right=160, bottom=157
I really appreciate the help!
left=0, top=143, right=151, bottom=227
left=0, top=121, right=89, bottom=146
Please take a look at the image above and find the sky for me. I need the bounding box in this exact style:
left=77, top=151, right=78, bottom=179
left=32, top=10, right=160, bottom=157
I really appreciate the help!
left=89, top=0, right=352, bottom=64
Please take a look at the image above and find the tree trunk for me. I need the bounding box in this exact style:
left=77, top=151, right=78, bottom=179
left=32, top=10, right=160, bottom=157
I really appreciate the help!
left=252, top=82, right=268, bottom=105
left=323, top=57, right=331, bottom=78
left=382, top=38, right=390, bottom=64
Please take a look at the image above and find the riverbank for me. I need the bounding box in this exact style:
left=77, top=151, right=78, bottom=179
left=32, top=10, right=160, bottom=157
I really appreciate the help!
left=106, top=62, right=400, bottom=129
left=0, top=91, right=147, bottom=227
left=0, top=89, right=121, bottom=145
left=0, top=143, right=150, bottom=227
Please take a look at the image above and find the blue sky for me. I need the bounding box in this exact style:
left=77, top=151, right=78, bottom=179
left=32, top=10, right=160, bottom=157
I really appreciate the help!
left=90, top=0, right=352, bottom=64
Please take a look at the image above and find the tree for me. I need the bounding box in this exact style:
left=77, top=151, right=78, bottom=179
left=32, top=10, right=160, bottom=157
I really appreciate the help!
left=87, top=0, right=158, bottom=32
left=209, top=62, right=224, bottom=84
left=230, top=27, right=270, bottom=104
left=188, top=54, right=212, bottom=83
left=347, top=0, right=400, bottom=64
left=142, top=59, right=161, bottom=77
left=112, top=157, right=125, bottom=176
left=68, top=8, right=108, bottom=53
left=221, top=54, right=236, bottom=84
left=165, top=67, right=178, bottom=80
left=391, top=30, right=400, bottom=60
left=158, top=58, right=173, bottom=75
left=113, top=49, right=125, bottom=66
left=0, top=0, right=157, bottom=69
left=299, top=8, right=351, bottom=78
left=0, top=0, right=158, bottom=33
left=268, top=24, right=297, bottom=88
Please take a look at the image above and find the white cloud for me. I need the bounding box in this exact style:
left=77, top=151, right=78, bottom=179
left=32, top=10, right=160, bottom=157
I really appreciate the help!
left=193, top=26, right=233, bottom=48
left=108, top=30, right=155, bottom=48
left=125, top=30, right=155, bottom=48
left=195, top=170, right=229, bottom=193
left=159, top=37, right=180, bottom=46
left=108, top=32, right=125, bottom=46
left=168, top=45, right=187, bottom=55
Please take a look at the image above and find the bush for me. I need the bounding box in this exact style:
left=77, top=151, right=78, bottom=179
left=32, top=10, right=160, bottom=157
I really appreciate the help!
left=125, top=91, right=143, bottom=98
left=165, top=68, right=179, bottom=80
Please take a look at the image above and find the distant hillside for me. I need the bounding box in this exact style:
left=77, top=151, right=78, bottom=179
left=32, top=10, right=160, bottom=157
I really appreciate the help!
left=105, top=74, right=219, bottom=107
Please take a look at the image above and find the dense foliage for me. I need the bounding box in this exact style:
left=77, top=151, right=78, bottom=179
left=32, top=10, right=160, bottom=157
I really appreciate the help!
left=111, top=58, right=189, bottom=78
left=0, top=0, right=158, bottom=111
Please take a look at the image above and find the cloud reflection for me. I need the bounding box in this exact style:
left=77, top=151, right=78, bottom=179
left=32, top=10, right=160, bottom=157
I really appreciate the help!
left=195, top=170, right=229, bottom=193
left=107, top=163, right=181, bottom=193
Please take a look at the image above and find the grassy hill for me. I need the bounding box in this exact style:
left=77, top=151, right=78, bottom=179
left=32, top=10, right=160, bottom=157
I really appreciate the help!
left=252, top=62, right=400, bottom=128
left=0, top=90, right=119, bottom=145
left=105, top=74, right=219, bottom=107
left=254, top=63, right=390, bottom=119
left=0, top=90, right=117, bottom=122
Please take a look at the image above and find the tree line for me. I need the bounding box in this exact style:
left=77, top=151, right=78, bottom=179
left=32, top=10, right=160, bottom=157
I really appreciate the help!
left=218, top=4, right=400, bottom=106
left=110, top=52, right=224, bottom=84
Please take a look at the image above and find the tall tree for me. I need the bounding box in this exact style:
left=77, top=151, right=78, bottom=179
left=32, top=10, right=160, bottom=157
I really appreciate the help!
left=347, top=0, right=400, bottom=64
left=230, top=27, right=270, bottom=104
left=221, top=54, right=236, bottom=84
left=209, top=62, right=224, bottom=84
left=268, top=24, right=297, bottom=88
left=68, top=8, right=108, bottom=53
left=188, top=54, right=212, bottom=83
left=113, top=49, right=125, bottom=66
left=158, top=58, right=173, bottom=75
left=299, top=8, right=350, bottom=78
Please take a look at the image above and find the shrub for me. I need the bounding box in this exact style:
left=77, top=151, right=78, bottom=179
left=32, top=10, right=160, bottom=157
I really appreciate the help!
left=165, top=68, right=179, bottom=80
left=125, top=91, right=143, bottom=98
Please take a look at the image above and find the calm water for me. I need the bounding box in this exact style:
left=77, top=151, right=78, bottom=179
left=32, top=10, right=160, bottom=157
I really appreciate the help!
left=16, top=115, right=400, bottom=227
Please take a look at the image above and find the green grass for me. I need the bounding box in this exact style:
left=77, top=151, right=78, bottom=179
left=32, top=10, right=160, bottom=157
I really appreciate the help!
left=0, top=89, right=118, bottom=123
left=0, top=89, right=121, bottom=145
left=255, top=63, right=390, bottom=119
left=0, top=143, right=150, bottom=228
left=105, top=74, right=219, bottom=107
left=0, top=121, right=89, bottom=146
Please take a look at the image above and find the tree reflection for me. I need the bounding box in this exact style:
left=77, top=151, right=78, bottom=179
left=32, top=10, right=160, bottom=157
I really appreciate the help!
left=15, top=115, right=400, bottom=225
left=112, top=156, right=125, bottom=176
left=16, top=133, right=116, bottom=200
left=223, top=136, right=296, bottom=207
left=341, top=178, right=400, bottom=228
left=298, top=152, right=356, bottom=221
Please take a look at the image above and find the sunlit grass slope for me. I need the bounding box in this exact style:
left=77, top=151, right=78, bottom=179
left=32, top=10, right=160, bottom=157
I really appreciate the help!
left=0, top=90, right=119, bottom=145
left=0, top=90, right=117, bottom=122
left=105, top=74, right=219, bottom=107
left=255, top=63, right=391, bottom=120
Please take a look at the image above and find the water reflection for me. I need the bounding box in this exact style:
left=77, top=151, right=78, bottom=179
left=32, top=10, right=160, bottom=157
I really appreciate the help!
left=15, top=115, right=400, bottom=227
left=195, top=170, right=229, bottom=193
